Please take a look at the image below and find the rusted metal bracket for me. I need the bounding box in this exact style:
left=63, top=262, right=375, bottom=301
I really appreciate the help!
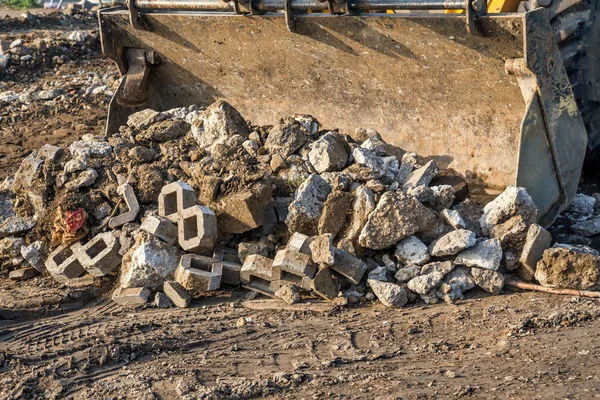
left=106, top=48, right=160, bottom=135
left=284, top=0, right=295, bottom=32
left=127, top=0, right=143, bottom=29
left=466, top=0, right=487, bottom=35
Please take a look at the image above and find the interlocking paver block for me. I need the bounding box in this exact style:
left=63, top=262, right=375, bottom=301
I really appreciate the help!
left=272, top=248, right=316, bottom=289
left=178, top=205, right=218, bottom=253
left=109, top=184, right=140, bottom=229
left=241, top=254, right=276, bottom=294
left=175, top=254, right=222, bottom=295
left=158, top=181, right=197, bottom=223
left=45, top=243, right=86, bottom=282
left=77, top=232, right=121, bottom=277
left=287, top=232, right=313, bottom=255
left=213, top=260, right=242, bottom=285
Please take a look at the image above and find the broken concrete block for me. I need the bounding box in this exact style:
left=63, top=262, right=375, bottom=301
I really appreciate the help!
left=120, top=234, right=181, bottom=291
left=65, top=168, right=98, bottom=190
left=164, top=280, right=191, bottom=307
left=428, top=229, right=476, bottom=257
left=318, top=190, right=353, bottom=238
left=273, top=248, right=317, bottom=287
left=438, top=266, right=476, bottom=303
left=21, top=240, right=44, bottom=272
left=238, top=240, right=274, bottom=264
left=112, top=287, right=151, bottom=306
left=440, top=208, right=466, bottom=229
left=127, top=108, right=161, bottom=129
left=368, top=279, right=408, bottom=308
left=394, top=265, right=422, bottom=283
left=45, top=243, right=86, bottom=282
left=192, top=100, right=250, bottom=155
left=519, top=224, right=552, bottom=281
left=421, top=261, right=454, bottom=276
left=0, top=237, right=24, bottom=261
left=308, top=132, right=349, bottom=173
left=455, top=239, right=503, bottom=271
left=310, top=268, right=340, bottom=300
left=154, top=292, right=174, bottom=308
left=213, top=261, right=242, bottom=285
left=37, top=143, right=63, bottom=162
left=216, top=181, right=273, bottom=234
left=340, top=185, right=376, bottom=246
left=9, top=267, right=38, bottom=280
left=368, top=266, right=394, bottom=282
left=407, top=271, right=446, bottom=295
left=158, top=181, right=197, bottom=223
left=274, top=283, right=302, bottom=304
left=10, top=155, right=43, bottom=194
left=470, top=268, right=504, bottom=295
left=264, top=118, right=309, bottom=158
left=77, top=232, right=121, bottom=277
left=570, top=217, right=600, bottom=237
left=564, top=193, right=597, bottom=221
left=403, top=160, right=439, bottom=189
left=241, top=254, right=276, bottom=293
left=175, top=254, right=222, bottom=295
left=69, top=140, right=112, bottom=160
left=286, top=174, right=331, bottom=236
left=359, top=192, right=436, bottom=250
left=310, top=234, right=335, bottom=265
left=394, top=236, right=430, bottom=266
left=489, top=215, right=528, bottom=253
left=479, top=186, right=539, bottom=235
left=534, top=247, right=600, bottom=289
left=0, top=216, right=36, bottom=238
left=330, top=249, right=367, bottom=285
left=287, top=232, right=313, bottom=256
left=136, top=215, right=175, bottom=245
left=178, top=205, right=218, bottom=253
left=109, top=184, right=140, bottom=229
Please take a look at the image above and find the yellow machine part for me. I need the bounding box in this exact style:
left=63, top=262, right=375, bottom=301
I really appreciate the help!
left=446, top=0, right=521, bottom=13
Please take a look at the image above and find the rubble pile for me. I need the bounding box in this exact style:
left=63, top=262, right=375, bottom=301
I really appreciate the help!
left=2, top=100, right=600, bottom=308
left=0, top=9, right=99, bottom=33
left=0, top=28, right=102, bottom=81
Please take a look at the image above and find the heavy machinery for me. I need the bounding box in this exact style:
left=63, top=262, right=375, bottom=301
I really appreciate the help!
left=97, top=0, right=599, bottom=225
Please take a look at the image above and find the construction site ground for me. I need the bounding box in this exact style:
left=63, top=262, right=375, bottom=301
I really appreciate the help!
left=2, top=12, right=600, bottom=400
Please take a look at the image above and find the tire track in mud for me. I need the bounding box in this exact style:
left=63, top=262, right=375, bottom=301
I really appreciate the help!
left=3, top=292, right=600, bottom=398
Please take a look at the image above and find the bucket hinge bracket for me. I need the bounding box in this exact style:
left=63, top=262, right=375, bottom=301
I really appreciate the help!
left=466, top=0, right=487, bottom=35
left=106, top=48, right=160, bottom=135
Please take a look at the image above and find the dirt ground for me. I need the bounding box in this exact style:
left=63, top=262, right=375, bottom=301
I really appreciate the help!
left=2, top=278, right=600, bottom=399
left=2, top=10, right=600, bottom=400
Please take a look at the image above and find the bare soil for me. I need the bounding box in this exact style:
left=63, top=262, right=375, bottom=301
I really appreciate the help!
left=2, top=277, right=600, bottom=399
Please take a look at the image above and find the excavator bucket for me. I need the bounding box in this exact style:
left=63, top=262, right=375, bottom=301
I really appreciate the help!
left=98, top=5, right=587, bottom=226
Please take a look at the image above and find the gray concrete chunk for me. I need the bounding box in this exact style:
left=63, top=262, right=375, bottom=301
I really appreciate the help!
left=519, top=223, right=552, bottom=281
left=428, top=229, right=476, bottom=257
left=112, top=287, right=151, bottom=306
left=394, top=236, right=430, bottom=266
left=164, top=280, right=191, bottom=308
left=455, top=239, right=503, bottom=271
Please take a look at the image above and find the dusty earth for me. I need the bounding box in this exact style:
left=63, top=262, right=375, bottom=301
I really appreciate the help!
left=0, top=10, right=117, bottom=181
left=2, top=10, right=600, bottom=400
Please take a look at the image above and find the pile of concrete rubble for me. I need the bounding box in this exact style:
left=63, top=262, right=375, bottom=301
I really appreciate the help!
left=1, top=100, right=599, bottom=308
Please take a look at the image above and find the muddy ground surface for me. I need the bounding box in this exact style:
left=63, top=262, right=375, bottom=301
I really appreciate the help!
left=0, top=11, right=116, bottom=181
left=2, top=279, right=600, bottom=399
left=2, top=12, right=600, bottom=400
